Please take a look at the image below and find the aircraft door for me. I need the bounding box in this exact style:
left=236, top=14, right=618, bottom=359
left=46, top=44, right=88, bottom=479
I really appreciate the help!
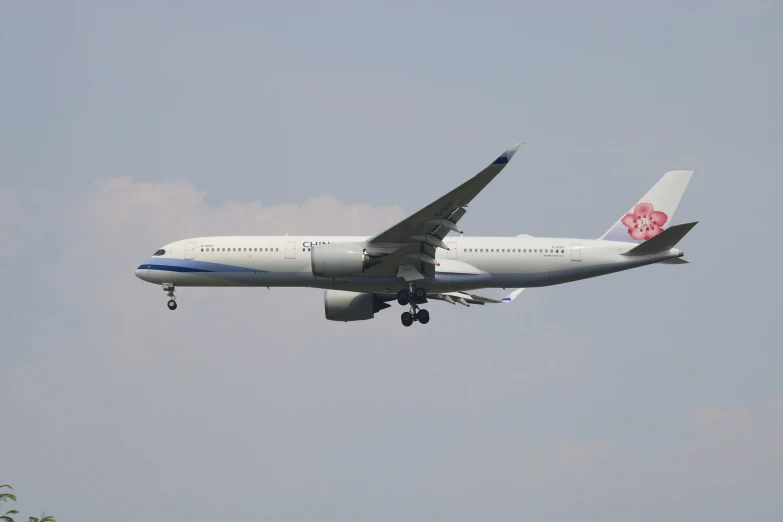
left=285, top=241, right=296, bottom=259
left=570, top=243, right=582, bottom=262
left=185, top=242, right=196, bottom=260
left=447, top=242, right=457, bottom=259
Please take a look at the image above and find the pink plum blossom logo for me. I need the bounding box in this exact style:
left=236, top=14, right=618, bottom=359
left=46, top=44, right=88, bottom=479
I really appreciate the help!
left=621, top=202, right=668, bottom=240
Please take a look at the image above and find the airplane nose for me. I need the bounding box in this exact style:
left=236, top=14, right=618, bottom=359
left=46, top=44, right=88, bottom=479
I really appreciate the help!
left=135, top=264, right=152, bottom=282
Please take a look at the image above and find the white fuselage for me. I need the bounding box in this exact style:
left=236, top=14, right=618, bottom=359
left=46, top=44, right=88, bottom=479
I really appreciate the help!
left=135, top=235, right=683, bottom=293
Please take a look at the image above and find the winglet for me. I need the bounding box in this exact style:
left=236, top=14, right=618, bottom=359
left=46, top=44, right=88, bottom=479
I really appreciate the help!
left=501, top=288, right=525, bottom=303
left=492, top=142, right=524, bottom=165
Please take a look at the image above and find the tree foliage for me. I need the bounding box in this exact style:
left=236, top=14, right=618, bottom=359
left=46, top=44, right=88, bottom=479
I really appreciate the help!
left=0, top=486, right=54, bottom=522
left=28, top=513, right=56, bottom=522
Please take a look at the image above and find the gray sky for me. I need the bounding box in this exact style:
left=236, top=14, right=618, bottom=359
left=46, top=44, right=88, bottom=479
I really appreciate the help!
left=1, top=1, right=782, bottom=520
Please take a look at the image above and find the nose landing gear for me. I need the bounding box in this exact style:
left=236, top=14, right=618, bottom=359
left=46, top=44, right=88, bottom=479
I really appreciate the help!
left=163, top=283, right=177, bottom=310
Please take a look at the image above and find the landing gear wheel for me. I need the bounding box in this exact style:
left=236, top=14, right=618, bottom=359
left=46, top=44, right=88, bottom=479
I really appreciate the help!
left=413, top=287, right=426, bottom=300
left=163, top=284, right=177, bottom=310
left=401, top=311, right=414, bottom=327
left=417, top=309, right=430, bottom=324
left=397, top=289, right=410, bottom=306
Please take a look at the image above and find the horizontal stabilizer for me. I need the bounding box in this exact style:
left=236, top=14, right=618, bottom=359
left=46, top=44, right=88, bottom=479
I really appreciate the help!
left=623, top=221, right=698, bottom=256
left=659, top=257, right=689, bottom=265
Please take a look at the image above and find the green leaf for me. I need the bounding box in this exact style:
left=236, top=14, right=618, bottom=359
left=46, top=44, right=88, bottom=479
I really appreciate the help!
left=0, top=487, right=16, bottom=504
left=28, top=512, right=54, bottom=522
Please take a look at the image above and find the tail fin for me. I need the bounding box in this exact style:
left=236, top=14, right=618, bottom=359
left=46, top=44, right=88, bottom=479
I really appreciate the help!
left=622, top=221, right=698, bottom=256
left=600, top=170, right=693, bottom=243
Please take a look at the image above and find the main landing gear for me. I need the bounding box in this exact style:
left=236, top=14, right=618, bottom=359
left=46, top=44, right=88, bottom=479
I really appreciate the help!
left=163, top=283, right=177, bottom=310
left=398, top=284, right=430, bottom=327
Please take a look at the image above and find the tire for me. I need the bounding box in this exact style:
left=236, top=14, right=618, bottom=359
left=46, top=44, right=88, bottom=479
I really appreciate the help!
left=417, top=309, right=430, bottom=324
left=401, top=312, right=414, bottom=327
left=413, top=287, right=426, bottom=300
left=396, top=290, right=410, bottom=306
left=167, top=300, right=177, bottom=310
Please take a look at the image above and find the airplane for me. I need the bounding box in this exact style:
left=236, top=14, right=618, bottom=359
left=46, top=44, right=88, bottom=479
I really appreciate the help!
left=135, top=143, right=696, bottom=327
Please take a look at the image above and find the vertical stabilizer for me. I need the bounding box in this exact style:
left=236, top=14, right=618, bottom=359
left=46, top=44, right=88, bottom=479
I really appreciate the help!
left=600, top=170, right=693, bottom=243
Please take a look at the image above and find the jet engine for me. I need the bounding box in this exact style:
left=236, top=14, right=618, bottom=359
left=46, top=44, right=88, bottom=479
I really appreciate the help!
left=311, top=243, right=380, bottom=278
left=324, top=290, right=390, bottom=322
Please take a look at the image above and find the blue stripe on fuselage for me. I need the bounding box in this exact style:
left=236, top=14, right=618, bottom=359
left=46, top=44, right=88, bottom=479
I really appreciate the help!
left=139, top=264, right=213, bottom=273
left=138, top=258, right=260, bottom=273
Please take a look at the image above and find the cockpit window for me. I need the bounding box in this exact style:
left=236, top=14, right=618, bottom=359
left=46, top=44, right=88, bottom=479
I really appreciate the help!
left=153, top=249, right=166, bottom=256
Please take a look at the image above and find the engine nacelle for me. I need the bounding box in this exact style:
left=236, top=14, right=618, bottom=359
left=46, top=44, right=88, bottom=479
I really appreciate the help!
left=324, top=290, right=390, bottom=322
left=311, top=242, right=379, bottom=278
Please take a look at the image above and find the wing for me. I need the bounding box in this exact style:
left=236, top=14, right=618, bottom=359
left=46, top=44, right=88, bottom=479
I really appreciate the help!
left=431, top=288, right=525, bottom=306
left=366, top=142, right=523, bottom=277
left=376, top=288, right=525, bottom=307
